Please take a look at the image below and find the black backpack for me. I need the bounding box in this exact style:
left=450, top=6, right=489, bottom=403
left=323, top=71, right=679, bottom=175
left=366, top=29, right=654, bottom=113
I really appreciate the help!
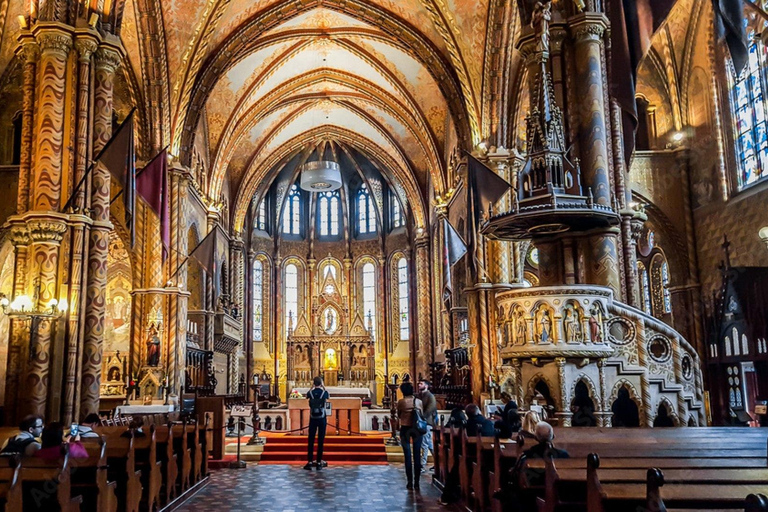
left=308, top=389, right=326, bottom=419
left=1, top=436, right=35, bottom=454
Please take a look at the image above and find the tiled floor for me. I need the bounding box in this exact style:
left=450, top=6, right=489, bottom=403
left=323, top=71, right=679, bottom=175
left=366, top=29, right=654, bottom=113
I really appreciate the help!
left=178, top=464, right=462, bottom=512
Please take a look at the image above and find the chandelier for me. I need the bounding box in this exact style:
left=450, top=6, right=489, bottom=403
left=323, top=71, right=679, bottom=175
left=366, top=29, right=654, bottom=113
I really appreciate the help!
left=299, top=161, right=342, bottom=192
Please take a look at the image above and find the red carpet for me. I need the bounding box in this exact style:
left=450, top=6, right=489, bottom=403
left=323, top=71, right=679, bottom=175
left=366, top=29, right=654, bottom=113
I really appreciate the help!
left=258, top=435, right=388, bottom=465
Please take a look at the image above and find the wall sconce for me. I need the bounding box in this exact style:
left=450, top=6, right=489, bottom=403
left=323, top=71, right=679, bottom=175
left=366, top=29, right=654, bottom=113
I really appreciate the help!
left=759, top=226, right=768, bottom=251
left=88, top=13, right=99, bottom=28
left=0, top=292, right=67, bottom=360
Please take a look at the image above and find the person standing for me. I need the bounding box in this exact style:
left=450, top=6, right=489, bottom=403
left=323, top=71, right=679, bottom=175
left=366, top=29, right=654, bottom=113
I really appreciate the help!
left=305, top=377, right=329, bottom=470
left=396, top=382, right=424, bottom=490
left=417, top=379, right=437, bottom=472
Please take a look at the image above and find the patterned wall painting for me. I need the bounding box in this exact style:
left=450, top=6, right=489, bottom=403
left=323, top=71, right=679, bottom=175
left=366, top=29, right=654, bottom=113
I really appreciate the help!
left=104, top=231, right=132, bottom=354
left=0, top=248, right=14, bottom=405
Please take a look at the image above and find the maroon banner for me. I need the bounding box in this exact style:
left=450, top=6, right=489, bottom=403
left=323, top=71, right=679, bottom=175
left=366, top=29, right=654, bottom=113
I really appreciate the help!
left=137, top=148, right=169, bottom=258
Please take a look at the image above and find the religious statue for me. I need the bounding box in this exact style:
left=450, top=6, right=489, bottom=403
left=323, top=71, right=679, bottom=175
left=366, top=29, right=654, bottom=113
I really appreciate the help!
left=324, top=348, right=337, bottom=370
left=324, top=308, right=337, bottom=334
left=108, top=367, right=121, bottom=382
left=146, top=327, right=161, bottom=367
left=515, top=309, right=527, bottom=345
left=563, top=306, right=581, bottom=343
left=537, top=308, right=552, bottom=343
left=589, top=304, right=603, bottom=342
left=531, top=1, right=552, bottom=55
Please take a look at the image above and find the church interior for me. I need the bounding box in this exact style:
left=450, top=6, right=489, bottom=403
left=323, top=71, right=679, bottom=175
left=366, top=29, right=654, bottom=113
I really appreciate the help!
left=0, top=0, right=767, bottom=510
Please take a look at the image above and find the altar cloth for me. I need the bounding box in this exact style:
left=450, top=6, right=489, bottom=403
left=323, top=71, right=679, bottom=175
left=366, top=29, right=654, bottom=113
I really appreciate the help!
left=294, top=386, right=371, bottom=399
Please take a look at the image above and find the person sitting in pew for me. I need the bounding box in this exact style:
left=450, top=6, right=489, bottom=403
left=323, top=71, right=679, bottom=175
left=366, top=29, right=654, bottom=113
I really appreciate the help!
left=36, top=422, right=88, bottom=461
left=465, top=404, right=496, bottom=437
left=522, top=422, right=569, bottom=460
left=1, top=415, right=43, bottom=456
left=445, top=407, right=467, bottom=429
left=121, top=420, right=146, bottom=438
left=76, top=413, right=102, bottom=439
left=438, top=408, right=469, bottom=507
left=493, top=393, right=521, bottom=438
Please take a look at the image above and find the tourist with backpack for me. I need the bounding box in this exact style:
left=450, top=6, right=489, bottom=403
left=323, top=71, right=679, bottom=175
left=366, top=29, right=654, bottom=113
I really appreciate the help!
left=396, top=381, right=425, bottom=491
left=304, top=376, right=329, bottom=470
left=1, top=415, right=43, bottom=456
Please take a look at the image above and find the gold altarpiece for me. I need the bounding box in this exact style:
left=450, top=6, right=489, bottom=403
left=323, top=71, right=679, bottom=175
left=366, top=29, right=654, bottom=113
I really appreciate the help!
left=287, top=271, right=375, bottom=392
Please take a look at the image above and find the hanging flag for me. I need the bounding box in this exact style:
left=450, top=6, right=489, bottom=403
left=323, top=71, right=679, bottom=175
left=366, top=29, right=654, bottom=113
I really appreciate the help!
left=467, top=153, right=512, bottom=220
left=442, top=217, right=467, bottom=305
left=714, top=0, right=748, bottom=75
left=137, top=148, right=170, bottom=259
left=188, top=229, right=217, bottom=277
left=609, top=0, right=675, bottom=164
left=98, top=110, right=136, bottom=245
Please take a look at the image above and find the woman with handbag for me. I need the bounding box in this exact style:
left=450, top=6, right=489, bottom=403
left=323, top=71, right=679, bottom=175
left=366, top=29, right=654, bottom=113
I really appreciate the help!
left=396, top=381, right=425, bottom=490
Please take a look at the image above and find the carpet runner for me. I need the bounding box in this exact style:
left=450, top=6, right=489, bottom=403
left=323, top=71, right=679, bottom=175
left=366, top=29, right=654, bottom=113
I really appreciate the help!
left=258, top=434, right=388, bottom=465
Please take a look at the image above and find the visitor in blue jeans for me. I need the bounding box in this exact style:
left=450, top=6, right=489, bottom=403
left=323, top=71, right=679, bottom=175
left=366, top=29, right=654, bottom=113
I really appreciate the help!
left=305, top=377, right=329, bottom=470
left=396, top=381, right=424, bottom=490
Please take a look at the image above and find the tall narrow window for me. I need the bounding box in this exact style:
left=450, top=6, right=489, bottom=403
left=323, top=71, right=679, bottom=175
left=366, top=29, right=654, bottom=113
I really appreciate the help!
left=283, top=185, right=301, bottom=235
left=256, top=200, right=267, bottom=231
left=397, top=258, right=409, bottom=340
left=285, top=264, right=299, bottom=335
left=252, top=260, right=263, bottom=341
left=362, top=262, right=376, bottom=339
left=640, top=262, right=652, bottom=314
left=392, top=197, right=403, bottom=228
left=357, top=185, right=376, bottom=234
left=661, top=261, right=671, bottom=314
left=317, top=191, right=340, bottom=237
left=731, top=13, right=768, bottom=190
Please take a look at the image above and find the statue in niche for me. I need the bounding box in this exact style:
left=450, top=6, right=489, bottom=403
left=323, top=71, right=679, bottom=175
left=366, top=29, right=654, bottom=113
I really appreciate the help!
left=324, top=308, right=337, bottom=334
left=108, top=367, right=121, bottom=382
left=515, top=309, right=527, bottom=345
left=537, top=308, right=552, bottom=343
left=563, top=305, right=581, bottom=343
left=589, top=304, right=604, bottom=342
left=531, top=1, right=552, bottom=54
left=146, top=326, right=161, bottom=367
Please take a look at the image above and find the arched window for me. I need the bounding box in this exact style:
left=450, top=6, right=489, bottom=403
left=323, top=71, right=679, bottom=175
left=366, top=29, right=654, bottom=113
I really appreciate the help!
left=317, top=191, right=340, bottom=237
left=252, top=260, right=263, bottom=341
left=638, top=261, right=652, bottom=314
left=392, top=197, right=404, bottom=228
left=730, top=15, right=768, bottom=190
left=282, top=185, right=302, bottom=235
left=661, top=261, right=671, bottom=314
left=397, top=258, right=409, bottom=340
left=285, top=264, right=299, bottom=335
left=649, top=253, right=671, bottom=318
left=362, top=262, right=376, bottom=339
left=357, top=184, right=376, bottom=234
left=256, top=200, right=267, bottom=231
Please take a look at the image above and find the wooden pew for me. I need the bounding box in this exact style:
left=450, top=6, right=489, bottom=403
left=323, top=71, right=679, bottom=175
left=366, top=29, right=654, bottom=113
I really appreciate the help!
left=185, top=420, right=202, bottom=485
left=458, top=428, right=473, bottom=501
left=0, top=457, right=22, bottom=512
left=154, top=425, right=178, bottom=505
left=132, top=427, right=161, bottom=511
left=19, top=452, right=83, bottom=512
left=488, top=434, right=521, bottom=512
left=432, top=420, right=443, bottom=483
left=171, top=422, right=191, bottom=493
left=470, top=431, right=496, bottom=511
left=102, top=433, right=142, bottom=512
left=72, top=438, right=118, bottom=512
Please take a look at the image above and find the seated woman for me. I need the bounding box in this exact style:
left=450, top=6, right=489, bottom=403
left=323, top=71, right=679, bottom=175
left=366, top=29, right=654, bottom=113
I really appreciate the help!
left=36, top=422, right=88, bottom=461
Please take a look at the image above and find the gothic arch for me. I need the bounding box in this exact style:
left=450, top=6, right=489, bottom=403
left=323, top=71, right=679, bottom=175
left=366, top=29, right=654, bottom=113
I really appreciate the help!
left=654, top=396, right=681, bottom=426
left=609, top=379, right=643, bottom=418
left=570, top=374, right=599, bottom=409
left=526, top=373, right=560, bottom=410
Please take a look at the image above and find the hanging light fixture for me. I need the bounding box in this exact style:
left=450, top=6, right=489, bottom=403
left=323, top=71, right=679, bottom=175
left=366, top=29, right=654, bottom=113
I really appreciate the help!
left=299, top=160, right=342, bottom=192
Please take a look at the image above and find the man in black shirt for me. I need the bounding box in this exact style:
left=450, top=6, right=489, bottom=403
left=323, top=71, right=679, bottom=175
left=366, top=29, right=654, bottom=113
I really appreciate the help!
left=305, top=377, right=330, bottom=470
left=465, top=404, right=496, bottom=437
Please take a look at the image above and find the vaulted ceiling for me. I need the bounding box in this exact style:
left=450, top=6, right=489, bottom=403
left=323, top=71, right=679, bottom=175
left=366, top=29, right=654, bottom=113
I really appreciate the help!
left=104, top=0, right=511, bottom=231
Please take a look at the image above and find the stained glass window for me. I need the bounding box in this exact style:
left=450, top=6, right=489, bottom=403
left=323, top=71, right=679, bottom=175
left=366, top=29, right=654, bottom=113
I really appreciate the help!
left=661, top=261, right=671, bottom=314
left=256, top=200, right=267, bottom=231
left=285, top=264, right=299, bottom=335
left=731, top=14, right=768, bottom=189
left=639, top=261, right=652, bottom=314
left=397, top=258, right=409, bottom=340
left=392, top=197, right=404, bottom=228
left=283, top=185, right=302, bottom=235
left=318, top=191, right=340, bottom=237
left=253, top=260, right=263, bottom=341
left=358, top=185, right=376, bottom=234
left=362, top=262, right=376, bottom=339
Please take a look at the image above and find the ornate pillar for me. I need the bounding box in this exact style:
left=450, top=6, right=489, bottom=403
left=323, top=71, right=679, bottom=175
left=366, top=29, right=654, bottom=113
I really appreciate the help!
left=15, top=37, right=38, bottom=215
left=62, top=34, right=98, bottom=425
left=512, top=358, right=523, bottom=405
left=555, top=357, right=571, bottom=427
left=230, top=237, right=245, bottom=393
left=636, top=326, right=653, bottom=427
left=597, top=358, right=610, bottom=427
left=4, top=225, right=30, bottom=425
left=80, top=44, right=121, bottom=416
left=169, top=164, right=191, bottom=394
left=414, top=232, right=433, bottom=380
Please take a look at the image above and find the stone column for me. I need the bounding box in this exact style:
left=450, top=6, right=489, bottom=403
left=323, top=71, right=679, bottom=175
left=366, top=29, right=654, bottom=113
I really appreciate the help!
left=80, top=44, right=121, bottom=416
left=169, top=164, right=191, bottom=394
left=245, top=249, right=255, bottom=401
left=4, top=225, right=30, bottom=425
left=597, top=358, right=610, bottom=427
left=62, top=35, right=98, bottom=425
left=15, top=37, right=38, bottom=215
left=511, top=358, right=523, bottom=405
left=230, top=237, right=245, bottom=393
left=414, top=233, right=433, bottom=379
left=555, top=357, right=572, bottom=427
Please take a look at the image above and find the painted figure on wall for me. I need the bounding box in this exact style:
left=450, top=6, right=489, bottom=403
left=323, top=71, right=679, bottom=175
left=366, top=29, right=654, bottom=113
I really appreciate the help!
left=589, top=303, right=604, bottom=342
left=515, top=308, right=528, bottom=345
left=537, top=307, right=552, bottom=343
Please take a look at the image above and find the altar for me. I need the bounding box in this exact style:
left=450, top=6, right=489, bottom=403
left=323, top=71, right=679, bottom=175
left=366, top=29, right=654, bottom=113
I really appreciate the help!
left=294, top=387, right=371, bottom=400
left=288, top=397, right=362, bottom=435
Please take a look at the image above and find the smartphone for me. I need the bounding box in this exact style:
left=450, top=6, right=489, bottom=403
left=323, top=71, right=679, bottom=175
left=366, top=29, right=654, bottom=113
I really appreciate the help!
left=70, top=423, right=79, bottom=436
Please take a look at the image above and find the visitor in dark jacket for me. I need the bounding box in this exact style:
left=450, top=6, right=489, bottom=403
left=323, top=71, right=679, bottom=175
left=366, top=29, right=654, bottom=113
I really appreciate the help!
left=1, top=415, right=43, bottom=456
left=465, top=404, right=495, bottom=437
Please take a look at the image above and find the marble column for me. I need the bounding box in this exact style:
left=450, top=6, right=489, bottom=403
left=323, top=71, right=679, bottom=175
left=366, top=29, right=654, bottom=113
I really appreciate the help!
left=80, top=44, right=121, bottom=416
left=414, top=233, right=433, bottom=379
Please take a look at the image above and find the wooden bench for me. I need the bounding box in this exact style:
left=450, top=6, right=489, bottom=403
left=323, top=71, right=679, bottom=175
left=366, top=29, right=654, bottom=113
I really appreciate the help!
left=72, top=438, right=118, bottom=512
left=132, top=427, right=161, bottom=511
left=19, top=452, right=83, bottom=512
left=102, top=434, right=141, bottom=512
left=170, top=422, right=191, bottom=494
left=153, top=424, right=178, bottom=505
left=0, top=457, right=22, bottom=512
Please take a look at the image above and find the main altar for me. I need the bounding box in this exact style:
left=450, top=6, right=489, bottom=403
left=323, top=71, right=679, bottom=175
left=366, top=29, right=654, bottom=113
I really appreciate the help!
left=286, top=270, right=376, bottom=396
